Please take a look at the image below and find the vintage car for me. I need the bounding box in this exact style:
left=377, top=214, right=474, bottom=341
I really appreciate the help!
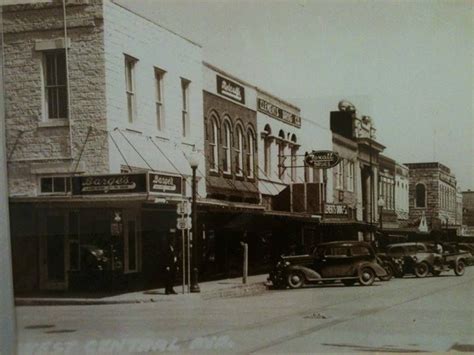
left=268, top=241, right=388, bottom=289
left=377, top=242, right=469, bottom=278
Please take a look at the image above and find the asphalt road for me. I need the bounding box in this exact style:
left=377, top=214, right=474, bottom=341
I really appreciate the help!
left=15, top=270, right=474, bottom=354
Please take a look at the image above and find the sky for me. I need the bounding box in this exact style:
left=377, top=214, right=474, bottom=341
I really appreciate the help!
left=116, top=0, right=473, bottom=190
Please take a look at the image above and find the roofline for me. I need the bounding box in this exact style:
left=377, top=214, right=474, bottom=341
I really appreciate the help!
left=110, top=0, right=202, bottom=48
left=203, top=61, right=301, bottom=112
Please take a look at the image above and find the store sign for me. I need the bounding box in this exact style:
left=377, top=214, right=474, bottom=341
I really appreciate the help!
left=72, top=174, right=147, bottom=195
left=305, top=150, right=340, bottom=169
left=216, top=75, right=245, bottom=104
left=257, top=98, right=301, bottom=128
left=149, top=172, right=183, bottom=196
left=324, top=203, right=348, bottom=216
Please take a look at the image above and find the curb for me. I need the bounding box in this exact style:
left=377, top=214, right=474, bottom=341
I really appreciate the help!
left=15, top=281, right=269, bottom=306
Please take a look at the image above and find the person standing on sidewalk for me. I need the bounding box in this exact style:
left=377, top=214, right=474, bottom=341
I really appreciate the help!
left=164, top=238, right=178, bottom=295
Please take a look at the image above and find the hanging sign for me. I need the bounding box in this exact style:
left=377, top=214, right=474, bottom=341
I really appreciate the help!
left=72, top=173, right=147, bottom=195
left=305, top=150, right=340, bottom=169
left=148, top=172, right=183, bottom=196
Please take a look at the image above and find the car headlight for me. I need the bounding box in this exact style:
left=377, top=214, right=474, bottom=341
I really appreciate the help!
left=412, top=256, right=418, bottom=262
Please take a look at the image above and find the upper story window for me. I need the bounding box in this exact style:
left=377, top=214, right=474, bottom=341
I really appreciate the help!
left=124, top=55, right=137, bottom=123
left=223, top=120, right=232, bottom=174
left=154, top=68, right=165, bottom=130
left=209, top=117, right=219, bottom=172
left=415, top=183, right=426, bottom=208
left=181, top=78, right=191, bottom=137
left=235, top=125, right=244, bottom=176
left=347, top=161, right=354, bottom=192
left=263, top=124, right=272, bottom=176
left=290, top=134, right=297, bottom=182
left=335, top=159, right=344, bottom=190
left=278, top=130, right=286, bottom=180
left=40, top=176, right=71, bottom=194
left=43, top=50, right=68, bottom=119
left=247, top=128, right=255, bottom=179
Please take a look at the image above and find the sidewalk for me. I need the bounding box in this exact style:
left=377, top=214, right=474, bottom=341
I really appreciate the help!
left=15, top=274, right=269, bottom=306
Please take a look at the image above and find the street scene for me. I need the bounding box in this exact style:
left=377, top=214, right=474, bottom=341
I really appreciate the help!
left=0, top=0, right=472, bottom=354
left=15, top=273, right=474, bottom=353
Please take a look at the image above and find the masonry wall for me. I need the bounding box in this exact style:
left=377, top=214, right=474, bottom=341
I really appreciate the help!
left=332, top=134, right=358, bottom=211
left=3, top=0, right=109, bottom=197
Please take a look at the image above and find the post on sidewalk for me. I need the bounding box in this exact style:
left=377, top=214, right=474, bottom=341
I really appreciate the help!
left=241, top=242, right=248, bottom=284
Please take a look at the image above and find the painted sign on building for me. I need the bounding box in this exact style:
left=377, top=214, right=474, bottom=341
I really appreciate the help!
left=257, top=98, right=301, bottom=127
left=305, top=150, right=340, bottom=169
left=216, top=75, right=245, bottom=104
left=324, top=203, right=348, bottom=216
left=148, top=172, right=183, bottom=195
left=72, top=172, right=184, bottom=196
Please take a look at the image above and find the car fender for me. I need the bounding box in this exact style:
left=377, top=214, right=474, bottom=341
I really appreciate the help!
left=356, top=261, right=387, bottom=277
left=287, top=265, right=322, bottom=281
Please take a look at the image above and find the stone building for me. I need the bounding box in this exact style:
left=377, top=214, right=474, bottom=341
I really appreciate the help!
left=462, top=190, right=474, bottom=236
left=405, top=162, right=458, bottom=231
left=394, top=162, right=409, bottom=223
left=2, top=0, right=204, bottom=291
left=378, top=155, right=397, bottom=229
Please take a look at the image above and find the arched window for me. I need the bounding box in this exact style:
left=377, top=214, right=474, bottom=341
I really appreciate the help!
left=290, top=134, right=297, bottom=182
left=223, top=120, right=232, bottom=173
left=278, top=130, right=285, bottom=179
left=415, top=183, right=426, bottom=208
left=209, top=117, right=219, bottom=172
left=235, top=125, right=244, bottom=176
left=247, top=128, right=255, bottom=178
left=263, top=124, right=272, bottom=176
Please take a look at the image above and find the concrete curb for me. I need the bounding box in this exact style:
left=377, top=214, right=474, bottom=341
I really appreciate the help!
left=15, top=281, right=269, bottom=306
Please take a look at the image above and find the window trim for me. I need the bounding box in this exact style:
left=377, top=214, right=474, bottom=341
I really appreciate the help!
left=209, top=117, right=219, bottom=172
left=181, top=78, right=191, bottom=137
left=235, top=125, right=244, bottom=176
left=124, top=55, right=137, bottom=123
left=42, top=50, right=68, bottom=120
left=223, top=120, right=232, bottom=174
left=154, top=67, right=166, bottom=131
left=39, top=176, right=71, bottom=195
left=247, top=128, right=255, bottom=179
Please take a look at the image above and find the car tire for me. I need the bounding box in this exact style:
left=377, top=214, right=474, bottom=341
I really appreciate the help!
left=287, top=271, right=305, bottom=289
left=414, top=262, right=429, bottom=278
left=379, top=264, right=394, bottom=281
left=358, top=267, right=375, bottom=286
left=342, top=279, right=356, bottom=286
left=454, top=261, right=465, bottom=276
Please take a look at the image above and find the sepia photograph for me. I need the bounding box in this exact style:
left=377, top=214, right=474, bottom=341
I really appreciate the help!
left=0, top=0, right=473, bottom=353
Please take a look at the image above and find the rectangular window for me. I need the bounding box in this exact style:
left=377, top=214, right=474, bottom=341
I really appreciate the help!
left=154, top=68, right=165, bottom=130
left=43, top=50, right=68, bottom=119
left=125, top=55, right=137, bottom=123
left=181, top=78, right=190, bottom=137
left=347, top=161, right=354, bottom=192
left=336, top=160, right=344, bottom=190
left=40, top=176, right=71, bottom=194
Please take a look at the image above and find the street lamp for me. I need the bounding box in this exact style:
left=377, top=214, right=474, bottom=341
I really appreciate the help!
left=377, top=197, right=385, bottom=230
left=186, top=149, right=200, bottom=293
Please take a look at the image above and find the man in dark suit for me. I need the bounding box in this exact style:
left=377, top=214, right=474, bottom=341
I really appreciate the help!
left=164, top=238, right=178, bottom=295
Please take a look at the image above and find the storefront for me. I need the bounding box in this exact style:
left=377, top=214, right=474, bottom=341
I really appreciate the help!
left=10, top=171, right=188, bottom=292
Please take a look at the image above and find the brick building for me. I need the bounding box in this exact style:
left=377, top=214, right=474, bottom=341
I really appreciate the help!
left=405, top=162, right=459, bottom=231
left=2, top=0, right=205, bottom=292
left=462, top=190, right=474, bottom=236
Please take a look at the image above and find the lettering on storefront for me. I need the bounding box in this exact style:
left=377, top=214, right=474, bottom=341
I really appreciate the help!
left=257, top=98, right=301, bottom=128
left=216, top=75, right=245, bottom=104
left=72, top=174, right=147, bottom=195
left=305, top=150, right=340, bottom=169
left=324, top=203, right=348, bottom=216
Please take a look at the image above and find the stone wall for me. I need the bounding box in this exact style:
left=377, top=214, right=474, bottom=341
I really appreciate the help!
left=3, top=0, right=108, bottom=197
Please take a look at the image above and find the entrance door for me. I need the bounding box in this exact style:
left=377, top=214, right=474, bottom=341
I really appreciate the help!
left=40, top=214, right=68, bottom=290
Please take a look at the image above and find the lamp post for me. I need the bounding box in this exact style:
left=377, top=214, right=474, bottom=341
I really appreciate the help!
left=378, top=197, right=385, bottom=230
left=187, top=149, right=200, bottom=293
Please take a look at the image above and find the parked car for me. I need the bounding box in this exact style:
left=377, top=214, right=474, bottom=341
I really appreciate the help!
left=377, top=242, right=469, bottom=278
left=268, top=241, right=388, bottom=289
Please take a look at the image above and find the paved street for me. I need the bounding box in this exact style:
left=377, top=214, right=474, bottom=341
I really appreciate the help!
left=16, top=270, right=473, bottom=354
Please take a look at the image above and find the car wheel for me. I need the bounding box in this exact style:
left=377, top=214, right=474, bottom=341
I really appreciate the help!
left=379, top=264, right=394, bottom=281
left=454, top=261, right=465, bottom=276
left=414, top=262, right=429, bottom=278
left=342, top=279, right=356, bottom=286
left=287, top=271, right=305, bottom=289
left=432, top=270, right=441, bottom=276
left=358, top=267, right=375, bottom=286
